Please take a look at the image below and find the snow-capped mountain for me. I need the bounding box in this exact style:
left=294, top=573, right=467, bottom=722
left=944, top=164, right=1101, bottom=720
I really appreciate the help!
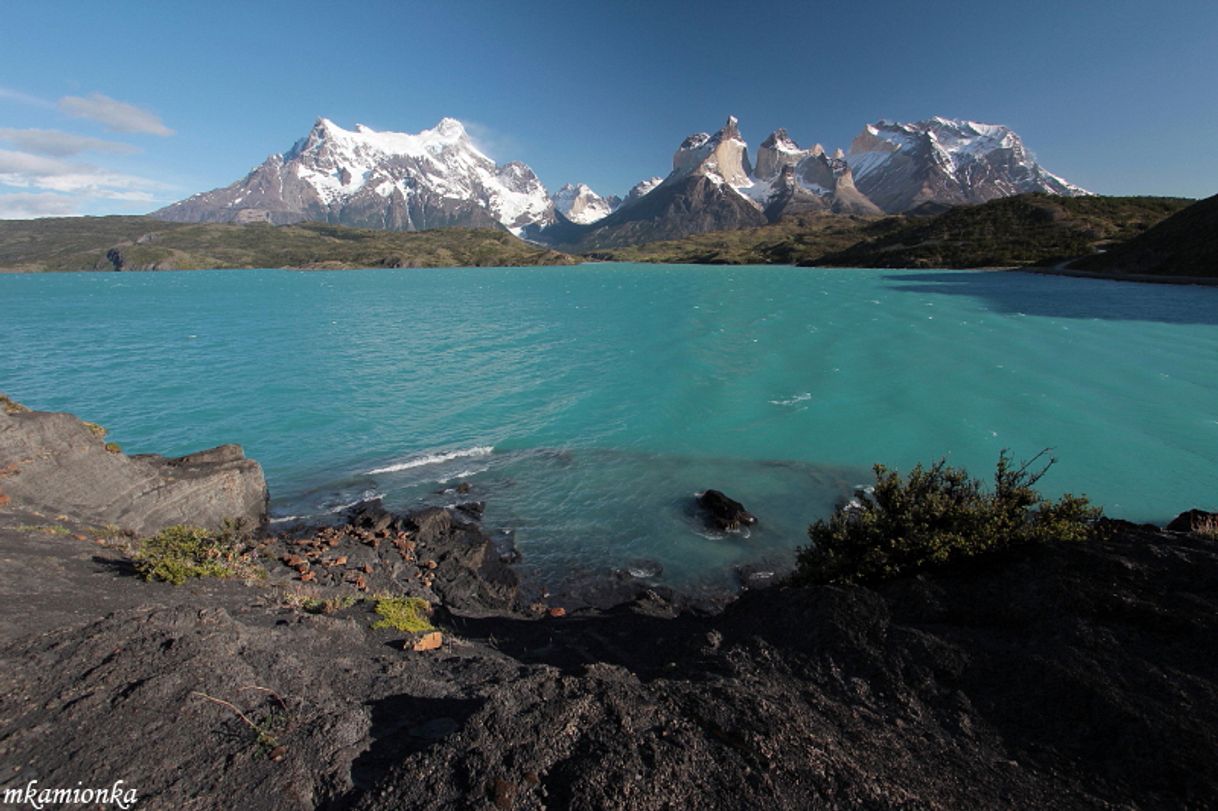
left=155, top=113, right=1089, bottom=248
left=847, top=117, right=1089, bottom=212
left=543, top=116, right=882, bottom=248
left=549, top=183, right=620, bottom=224
left=653, top=116, right=880, bottom=217
left=623, top=176, right=663, bottom=204
left=555, top=117, right=770, bottom=248
left=154, top=117, right=555, bottom=235
left=750, top=129, right=880, bottom=217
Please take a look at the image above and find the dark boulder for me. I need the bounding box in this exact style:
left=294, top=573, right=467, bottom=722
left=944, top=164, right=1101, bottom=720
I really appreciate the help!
left=346, top=498, right=397, bottom=534
left=697, top=489, right=757, bottom=531
left=455, top=501, right=485, bottom=519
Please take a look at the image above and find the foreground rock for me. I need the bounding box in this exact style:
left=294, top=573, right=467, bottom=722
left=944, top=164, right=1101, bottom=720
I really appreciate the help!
left=265, top=498, right=519, bottom=615
left=0, top=398, right=266, bottom=534
left=1, top=515, right=1215, bottom=809
left=2, top=410, right=1217, bottom=808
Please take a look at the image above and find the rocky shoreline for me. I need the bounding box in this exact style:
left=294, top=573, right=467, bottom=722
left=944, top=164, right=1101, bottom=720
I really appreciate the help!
left=2, top=399, right=1217, bottom=809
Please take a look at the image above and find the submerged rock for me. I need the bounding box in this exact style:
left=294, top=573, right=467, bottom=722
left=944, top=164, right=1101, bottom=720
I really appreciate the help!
left=696, top=489, right=757, bottom=531
left=0, top=399, right=266, bottom=535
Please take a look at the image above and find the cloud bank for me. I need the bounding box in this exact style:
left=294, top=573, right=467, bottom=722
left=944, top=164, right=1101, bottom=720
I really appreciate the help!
left=58, top=92, right=174, bottom=136
left=0, top=128, right=139, bottom=157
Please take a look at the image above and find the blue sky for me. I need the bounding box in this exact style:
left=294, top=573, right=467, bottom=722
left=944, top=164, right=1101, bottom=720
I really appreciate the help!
left=1, top=0, right=1215, bottom=217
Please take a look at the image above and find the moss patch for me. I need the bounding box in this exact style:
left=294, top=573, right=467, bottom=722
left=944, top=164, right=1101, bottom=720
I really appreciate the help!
left=15, top=523, right=71, bottom=536
left=134, top=524, right=265, bottom=585
left=371, top=596, right=434, bottom=633
left=81, top=420, right=107, bottom=439
left=0, top=394, right=30, bottom=414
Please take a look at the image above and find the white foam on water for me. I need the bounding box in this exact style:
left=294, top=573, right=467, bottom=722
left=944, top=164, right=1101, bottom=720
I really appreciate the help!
left=435, top=465, right=490, bottom=484
left=366, top=446, right=493, bottom=475
left=268, top=514, right=309, bottom=524
left=769, top=392, right=812, bottom=406
left=326, top=490, right=383, bottom=513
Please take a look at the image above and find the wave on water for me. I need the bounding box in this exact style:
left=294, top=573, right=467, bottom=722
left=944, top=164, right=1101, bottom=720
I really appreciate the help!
left=326, top=489, right=384, bottom=513
left=270, top=492, right=384, bottom=525
left=769, top=392, right=812, bottom=406
left=436, top=466, right=491, bottom=484
left=366, top=446, right=494, bottom=475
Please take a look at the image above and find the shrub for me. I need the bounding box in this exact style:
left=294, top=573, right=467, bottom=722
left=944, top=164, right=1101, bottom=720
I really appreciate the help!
left=793, top=450, right=1102, bottom=585
left=1194, top=514, right=1218, bottom=541
left=134, top=524, right=265, bottom=585
left=0, top=394, right=30, bottom=414
left=82, top=420, right=107, bottom=439
left=371, top=596, right=434, bottom=633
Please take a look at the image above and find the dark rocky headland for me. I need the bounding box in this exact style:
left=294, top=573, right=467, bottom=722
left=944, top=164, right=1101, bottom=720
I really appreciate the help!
left=1, top=397, right=1217, bottom=809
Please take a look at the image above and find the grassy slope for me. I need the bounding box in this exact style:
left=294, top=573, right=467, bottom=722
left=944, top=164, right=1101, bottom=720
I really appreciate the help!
left=1070, top=194, right=1218, bottom=278
left=806, top=195, right=1194, bottom=269
left=0, top=216, right=575, bottom=272
left=579, top=195, right=1193, bottom=269
left=582, top=212, right=889, bottom=265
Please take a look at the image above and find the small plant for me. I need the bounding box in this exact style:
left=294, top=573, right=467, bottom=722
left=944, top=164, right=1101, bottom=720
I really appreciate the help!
left=81, top=420, right=107, bottom=439
left=104, top=441, right=122, bottom=453
left=371, top=596, right=434, bottom=633
left=134, top=524, right=265, bottom=585
left=0, top=394, right=30, bottom=414
left=301, top=595, right=357, bottom=615
left=793, top=450, right=1102, bottom=586
left=90, top=523, right=127, bottom=539
left=1193, top=514, right=1218, bottom=541
left=192, top=688, right=290, bottom=759
left=15, top=523, right=71, bottom=536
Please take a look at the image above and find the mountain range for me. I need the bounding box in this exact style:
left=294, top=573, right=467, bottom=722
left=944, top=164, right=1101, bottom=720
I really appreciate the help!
left=153, top=115, right=1090, bottom=247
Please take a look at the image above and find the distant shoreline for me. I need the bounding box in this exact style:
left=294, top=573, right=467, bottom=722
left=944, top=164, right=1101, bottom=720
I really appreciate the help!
left=4, top=261, right=1217, bottom=287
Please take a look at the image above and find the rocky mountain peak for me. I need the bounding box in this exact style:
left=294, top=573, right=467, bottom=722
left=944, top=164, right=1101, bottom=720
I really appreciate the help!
left=722, top=115, right=742, bottom=141
left=624, top=176, right=663, bottom=203
left=846, top=116, right=1088, bottom=212
left=155, top=116, right=555, bottom=235
left=434, top=117, right=468, bottom=138
left=550, top=182, right=619, bottom=224
left=671, top=115, right=751, bottom=185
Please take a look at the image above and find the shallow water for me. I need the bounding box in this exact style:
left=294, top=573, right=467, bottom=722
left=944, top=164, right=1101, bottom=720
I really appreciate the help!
left=3, top=264, right=1216, bottom=591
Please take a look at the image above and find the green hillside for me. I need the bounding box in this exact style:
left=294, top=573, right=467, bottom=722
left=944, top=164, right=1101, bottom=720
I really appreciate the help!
left=582, top=212, right=887, bottom=265
left=0, top=216, right=575, bottom=272
left=806, top=195, right=1193, bottom=269
left=1070, top=194, right=1218, bottom=278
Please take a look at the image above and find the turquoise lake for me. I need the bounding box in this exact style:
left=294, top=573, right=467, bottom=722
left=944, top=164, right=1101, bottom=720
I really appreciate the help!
left=2, top=265, right=1216, bottom=596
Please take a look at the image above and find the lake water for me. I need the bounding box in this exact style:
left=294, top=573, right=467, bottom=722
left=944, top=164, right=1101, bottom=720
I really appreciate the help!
left=3, top=265, right=1216, bottom=596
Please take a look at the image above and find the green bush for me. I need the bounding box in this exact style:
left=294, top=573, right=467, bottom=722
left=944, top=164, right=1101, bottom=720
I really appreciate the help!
left=793, top=451, right=1102, bottom=585
left=134, top=524, right=264, bottom=585
left=371, top=596, right=434, bottom=632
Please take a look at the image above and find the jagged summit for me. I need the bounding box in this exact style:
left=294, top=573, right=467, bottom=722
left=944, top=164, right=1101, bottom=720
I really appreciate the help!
left=155, top=117, right=554, bottom=234
left=670, top=115, right=752, bottom=186
left=156, top=112, right=1089, bottom=248
left=847, top=116, right=1089, bottom=212
left=549, top=182, right=620, bottom=224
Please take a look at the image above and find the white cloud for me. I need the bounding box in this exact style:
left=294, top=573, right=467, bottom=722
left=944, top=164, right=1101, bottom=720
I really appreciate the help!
left=58, top=92, right=173, bottom=136
left=0, top=128, right=138, bottom=157
left=462, top=120, right=525, bottom=163
left=0, top=192, right=78, bottom=219
left=0, top=86, right=55, bottom=110
left=0, top=148, right=169, bottom=200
